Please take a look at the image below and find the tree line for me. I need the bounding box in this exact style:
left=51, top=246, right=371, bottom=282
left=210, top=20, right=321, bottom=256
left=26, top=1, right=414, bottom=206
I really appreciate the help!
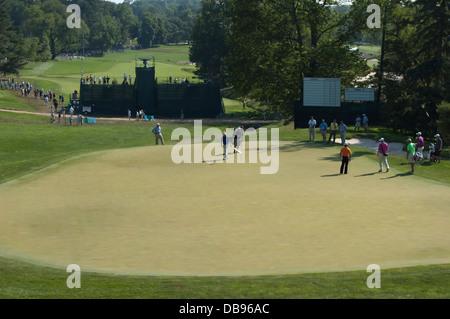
left=189, top=0, right=449, bottom=135
left=2, top=0, right=201, bottom=63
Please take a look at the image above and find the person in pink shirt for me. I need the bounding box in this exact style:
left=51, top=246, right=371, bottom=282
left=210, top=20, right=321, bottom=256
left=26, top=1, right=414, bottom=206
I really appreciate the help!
left=377, top=138, right=389, bottom=173
left=416, top=132, right=424, bottom=163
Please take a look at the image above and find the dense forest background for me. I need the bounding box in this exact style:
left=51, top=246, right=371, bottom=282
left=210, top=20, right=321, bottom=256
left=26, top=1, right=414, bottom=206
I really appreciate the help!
left=4, top=0, right=202, bottom=60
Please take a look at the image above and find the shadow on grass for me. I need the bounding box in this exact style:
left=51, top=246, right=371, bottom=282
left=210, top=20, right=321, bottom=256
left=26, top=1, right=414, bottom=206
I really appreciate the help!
left=321, top=174, right=341, bottom=177
left=354, top=172, right=378, bottom=177
left=380, top=172, right=414, bottom=180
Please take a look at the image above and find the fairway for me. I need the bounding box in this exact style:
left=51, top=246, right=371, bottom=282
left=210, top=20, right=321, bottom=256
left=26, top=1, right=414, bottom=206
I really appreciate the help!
left=0, top=142, right=449, bottom=276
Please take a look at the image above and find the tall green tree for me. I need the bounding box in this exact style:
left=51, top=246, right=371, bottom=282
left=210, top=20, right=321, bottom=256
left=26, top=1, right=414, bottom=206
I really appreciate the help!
left=223, top=0, right=369, bottom=114
left=139, top=12, right=158, bottom=48
left=189, top=0, right=229, bottom=81
left=115, top=3, right=139, bottom=46
left=0, top=0, right=26, bottom=74
left=379, top=0, right=449, bottom=135
left=90, top=15, right=121, bottom=53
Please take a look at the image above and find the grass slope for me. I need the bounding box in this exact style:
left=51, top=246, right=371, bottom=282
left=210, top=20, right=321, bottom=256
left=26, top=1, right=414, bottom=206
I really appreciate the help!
left=0, top=257, right=448, bottom=299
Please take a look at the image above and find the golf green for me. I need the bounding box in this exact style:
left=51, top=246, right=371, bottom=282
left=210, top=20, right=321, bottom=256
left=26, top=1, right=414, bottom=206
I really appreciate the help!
left=0, top=142, right=448, bottom=276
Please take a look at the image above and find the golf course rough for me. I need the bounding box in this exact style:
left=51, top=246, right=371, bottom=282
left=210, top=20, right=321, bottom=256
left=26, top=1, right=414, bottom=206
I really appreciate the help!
left=0, top=142, right=448, bottom=276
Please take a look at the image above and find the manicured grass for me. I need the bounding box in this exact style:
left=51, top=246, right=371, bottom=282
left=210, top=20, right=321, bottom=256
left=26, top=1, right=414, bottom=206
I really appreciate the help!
left=0, top=257, right=448, bottom=298
left=0, top=90, right=36, bottom=111
left=0, top=113, right=449, bottom=298
left=0, top=120, right=176, bottom=185
left=0, top=111, right=49, bottom=123
left=222, top=98, right=261, bottom=119
left=357, top=45, right=381, bottom=55
left=14, top=45, right=200, bottom=98
left=264, top=122, right=450, bottom=184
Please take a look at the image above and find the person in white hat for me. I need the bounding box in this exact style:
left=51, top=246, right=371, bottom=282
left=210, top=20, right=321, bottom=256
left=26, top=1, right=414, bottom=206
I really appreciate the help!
left=416, top=132, right=424, bottom=163
left=432, top=134, right=442, bottom=163
left=377, top=138, right=389, bottom=172
left=152, top=123, right=164, bottom=145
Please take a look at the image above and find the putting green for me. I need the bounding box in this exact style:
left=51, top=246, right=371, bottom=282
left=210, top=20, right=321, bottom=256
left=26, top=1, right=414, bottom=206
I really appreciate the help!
left=0, top=142, right=449, bottom=276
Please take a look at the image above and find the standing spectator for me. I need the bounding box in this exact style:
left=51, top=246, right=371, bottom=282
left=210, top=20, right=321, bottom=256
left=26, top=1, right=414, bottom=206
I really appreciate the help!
left=51, top=111, right=55, bottom=123
left=222, top=132, right=231, bottom=160
left=319, top=119, right=328, bottom=141
left=243, top=100, right=246, bottom=110
left=69, top=115, right=73, bottom=126
left=69, top=105, right=74, bottom=116
left=406, top=138, right=416, bottom=173
left=129, top=75, right=132, bottom=85
left=340, top=142, right=352, bottom=175
left=128, top=109, right=131, bottom=121
left=308, top=116, right=317, bottom=141
left=415, top=132, right=424, bottom=163
left=362, top=114, right=369, bottom=132
left=136, top=110, right=140, bottom=121
left=377, top=138, right=390, bottom=173
left=327, top=119, right=338, bottom=144
left=354, top=115, right=361, bottom=131
left=99, top=76, right=102, bottom=85
left=339, top=121, right=348, bottom=145
left=169, top=75, right=172, bottom=84
left=152, top=123, right=164, bottom=145
left=233, top=125, right=244, bottom=153
left=432, top=134, right=443, bottom=164
left=123, top=73, right=127, bottom=83
left=263, top=111, right=267, bottom=120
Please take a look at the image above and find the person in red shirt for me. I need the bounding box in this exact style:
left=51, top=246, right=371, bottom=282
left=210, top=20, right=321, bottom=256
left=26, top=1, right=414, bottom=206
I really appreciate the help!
left=340, top=142, right=352, bottom=175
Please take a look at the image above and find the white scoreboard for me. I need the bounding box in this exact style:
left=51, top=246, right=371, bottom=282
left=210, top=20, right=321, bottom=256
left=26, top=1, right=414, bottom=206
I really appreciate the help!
left=344, top=88, right=375, bottom=101
left=303, top=78, right=341, bottom=107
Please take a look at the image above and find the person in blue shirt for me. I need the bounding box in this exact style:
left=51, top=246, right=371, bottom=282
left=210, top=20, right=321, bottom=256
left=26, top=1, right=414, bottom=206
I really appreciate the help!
left=152, top=123, right=164, bottom=145
left=319, top=119, right=328, bottom=141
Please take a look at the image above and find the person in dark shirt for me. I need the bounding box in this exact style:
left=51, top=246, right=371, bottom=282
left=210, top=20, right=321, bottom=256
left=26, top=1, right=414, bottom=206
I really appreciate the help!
left=432, top=134, right=443, bottom=164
